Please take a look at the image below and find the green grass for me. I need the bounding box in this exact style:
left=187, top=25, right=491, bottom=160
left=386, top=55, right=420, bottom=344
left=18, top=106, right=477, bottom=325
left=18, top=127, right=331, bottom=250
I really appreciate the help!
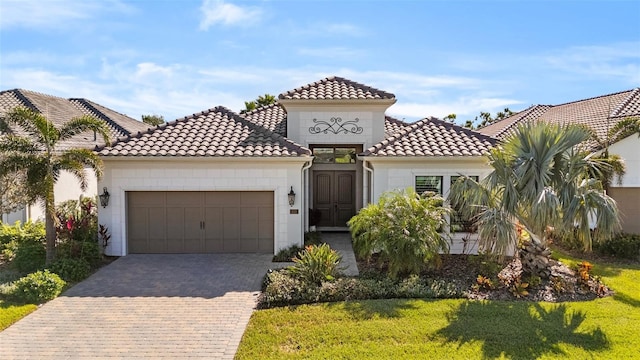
left=0, top=300, right=37, bottom=330
left=237, top=252, right=640, bottom=359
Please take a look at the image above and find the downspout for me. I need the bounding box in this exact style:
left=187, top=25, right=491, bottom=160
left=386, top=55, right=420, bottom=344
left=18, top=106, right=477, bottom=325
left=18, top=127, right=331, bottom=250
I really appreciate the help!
left=362, top=158, right=374, bottom=206
left=301, top=160, right=313, bottom=241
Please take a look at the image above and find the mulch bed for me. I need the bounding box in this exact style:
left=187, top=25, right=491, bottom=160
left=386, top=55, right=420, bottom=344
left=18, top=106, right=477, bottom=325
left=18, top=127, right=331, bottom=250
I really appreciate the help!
left=357, top=253, right=613, bottom=302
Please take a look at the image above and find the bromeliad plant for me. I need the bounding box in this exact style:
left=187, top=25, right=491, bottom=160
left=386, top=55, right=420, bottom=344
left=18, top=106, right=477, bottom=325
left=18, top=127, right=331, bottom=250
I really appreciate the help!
left=449, top=122, right=621, bottom=278
left=349, top=188, right=451, bottom=278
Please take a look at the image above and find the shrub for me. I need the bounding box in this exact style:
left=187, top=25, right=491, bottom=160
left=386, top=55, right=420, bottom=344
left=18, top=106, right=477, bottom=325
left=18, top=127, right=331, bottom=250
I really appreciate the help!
left=56, top=239, right=101, bottom=267
left=47, top=258, right=91, bottom=282
left=272, top=244, right=303, bottom=262
left=349, top=188, right=450, bottom=278
left=12, top=270, right=66, bottom=304
left=287, top=244, right=343, bottom=285
left=260, top=269, right=462, bottom=308
left=11, top=240, right=46, bottom=273
left=0, top=221, right=45, bottom=259
left=593, top=233, right=640, bottom=260
left=56, top=197, right=98, bottom=244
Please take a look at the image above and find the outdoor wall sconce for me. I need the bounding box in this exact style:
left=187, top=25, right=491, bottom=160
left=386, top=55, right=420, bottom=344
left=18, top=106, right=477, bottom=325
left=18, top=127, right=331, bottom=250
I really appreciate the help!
left=288, top=186, right=296, bottom=207
left=99, top=187, right=110, bottom=208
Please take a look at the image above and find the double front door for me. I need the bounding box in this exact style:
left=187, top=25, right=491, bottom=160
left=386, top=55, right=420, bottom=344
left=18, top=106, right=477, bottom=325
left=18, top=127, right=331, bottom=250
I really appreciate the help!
left=313, top=171, right=356, bottom=228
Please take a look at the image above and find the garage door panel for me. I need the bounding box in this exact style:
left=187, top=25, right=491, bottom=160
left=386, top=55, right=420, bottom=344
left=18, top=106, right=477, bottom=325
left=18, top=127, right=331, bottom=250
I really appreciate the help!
left=609, top=187, right=640, bottom=234
left=128, top=191, right=273, bottom=254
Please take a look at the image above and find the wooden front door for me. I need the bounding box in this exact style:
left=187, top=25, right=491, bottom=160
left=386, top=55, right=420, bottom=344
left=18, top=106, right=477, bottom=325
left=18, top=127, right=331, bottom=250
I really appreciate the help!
left=313, top=171, right=356, bottom=227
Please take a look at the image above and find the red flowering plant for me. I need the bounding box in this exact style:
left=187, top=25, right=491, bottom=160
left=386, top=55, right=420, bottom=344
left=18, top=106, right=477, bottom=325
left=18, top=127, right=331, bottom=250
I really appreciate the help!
left=54, top=196, right=102, bottom=264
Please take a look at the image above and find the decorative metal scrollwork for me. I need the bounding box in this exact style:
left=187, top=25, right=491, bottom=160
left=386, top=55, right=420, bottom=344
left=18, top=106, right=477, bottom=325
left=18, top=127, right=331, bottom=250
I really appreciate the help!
left=308, top=117, right=363, bottom=135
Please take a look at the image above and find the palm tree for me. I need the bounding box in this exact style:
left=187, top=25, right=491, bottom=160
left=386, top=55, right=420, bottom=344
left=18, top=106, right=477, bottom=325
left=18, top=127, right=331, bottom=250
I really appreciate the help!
left=0, top=107, right=110, bottom=264
left=449, top=121, right=620, bottom=278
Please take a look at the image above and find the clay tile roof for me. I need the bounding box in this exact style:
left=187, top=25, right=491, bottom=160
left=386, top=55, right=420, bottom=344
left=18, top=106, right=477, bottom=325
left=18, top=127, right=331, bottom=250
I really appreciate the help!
left=384, top=115, right=409, bottom=137
left=278, top=76, right=395, bottom=101
left=363, top=117, right=497, bottom=157
left=479, top=88, right=640, bottom=144
left=241, top=103, right=287, bottom=136
left=0, top=89, right=149, bottom=150
left=98, top=106, right=311, bottom=158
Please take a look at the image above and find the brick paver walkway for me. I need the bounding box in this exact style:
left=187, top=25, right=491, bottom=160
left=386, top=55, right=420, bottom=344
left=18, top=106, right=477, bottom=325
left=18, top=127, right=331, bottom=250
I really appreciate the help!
left=0, top=253, right=280, bottom=359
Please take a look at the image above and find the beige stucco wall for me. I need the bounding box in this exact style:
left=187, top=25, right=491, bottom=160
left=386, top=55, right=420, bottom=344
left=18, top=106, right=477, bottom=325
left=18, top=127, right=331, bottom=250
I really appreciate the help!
left=98, top=158, right=308, bottom=256
left=607, top=135, right=640, bottom=233
left=609, top=135, right=640, bottom=187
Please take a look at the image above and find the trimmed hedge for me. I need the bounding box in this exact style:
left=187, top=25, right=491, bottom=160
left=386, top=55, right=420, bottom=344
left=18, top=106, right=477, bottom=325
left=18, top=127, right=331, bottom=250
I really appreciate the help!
left=12, top=270, right=66, bottom=304
left=259, top=269, right=462, bottom=309
left=594, top=233, right=640, bottom=260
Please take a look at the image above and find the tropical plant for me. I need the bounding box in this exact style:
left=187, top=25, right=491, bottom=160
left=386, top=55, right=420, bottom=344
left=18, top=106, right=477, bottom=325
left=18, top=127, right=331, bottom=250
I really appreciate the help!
left=141, top=114, right=164, bottom=126
left=449, top=122, right=621, bottom=278
left=0, top=107, right=110, bottom=264
left=240, top=93, right=277, bottom=114
left=11, top=270, right=65, bottom=304
left=287, top=243, right=343, bottom=285
left=349, top=188, right=450, bottom=278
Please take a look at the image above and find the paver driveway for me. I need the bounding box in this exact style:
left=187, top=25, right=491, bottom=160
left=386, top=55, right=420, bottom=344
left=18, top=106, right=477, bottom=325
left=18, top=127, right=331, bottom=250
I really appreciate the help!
left=0, top=253, right=280, bottom=359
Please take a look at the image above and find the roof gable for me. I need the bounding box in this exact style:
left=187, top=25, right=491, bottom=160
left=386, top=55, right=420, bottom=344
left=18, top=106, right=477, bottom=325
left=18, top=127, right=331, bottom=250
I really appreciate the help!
left=278, top=76, right=395, bottom=101
left=364, top=117, right=497, bottom=157
left=98, top=106, right=311, bottom=157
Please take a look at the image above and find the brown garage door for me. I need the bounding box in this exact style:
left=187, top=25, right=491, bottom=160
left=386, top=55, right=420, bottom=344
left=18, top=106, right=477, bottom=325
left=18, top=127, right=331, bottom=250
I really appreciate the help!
left=608, top=187, right=640, bottom=234
left=127, top=191, right=274, bottom=253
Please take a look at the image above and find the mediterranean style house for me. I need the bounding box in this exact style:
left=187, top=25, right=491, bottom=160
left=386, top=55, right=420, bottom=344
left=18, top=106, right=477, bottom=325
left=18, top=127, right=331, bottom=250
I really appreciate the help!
left=0, top=89, right=150, bottom=223
left=96, top=77, right=496, bottom=256
left=2, top=77, right=638, bottom=256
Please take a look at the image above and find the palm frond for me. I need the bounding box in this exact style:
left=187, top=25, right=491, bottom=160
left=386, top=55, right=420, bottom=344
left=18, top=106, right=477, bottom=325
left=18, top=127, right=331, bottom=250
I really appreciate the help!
left=608, top=116, right=640, bottom=144
left=0, top=107, right=58, bottom=148
left=0, top=135, right=41, bottom=154
left=58, top=115, right=111, bottom=145
left=55, top=148, right=104, bottom=179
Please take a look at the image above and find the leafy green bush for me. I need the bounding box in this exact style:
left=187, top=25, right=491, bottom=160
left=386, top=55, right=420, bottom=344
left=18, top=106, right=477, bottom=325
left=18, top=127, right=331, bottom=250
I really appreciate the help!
left=594, top=233, right=640, bottom=260
left=56, top=239, right=101, bottom=267
left=272, top=244, right=303, bottom=262
left=11, top=240, right=46, bottom=273
left=287, top=244, right=343, bottom=285
left=349, top=188, right=450, bottom=278
left=12, top=270, right=66, bottom=304
left=260, top=269, right=462, bottom=308
left=47, top=258, right=91, bottom=282
left=0, top=221, right=45, bottom=259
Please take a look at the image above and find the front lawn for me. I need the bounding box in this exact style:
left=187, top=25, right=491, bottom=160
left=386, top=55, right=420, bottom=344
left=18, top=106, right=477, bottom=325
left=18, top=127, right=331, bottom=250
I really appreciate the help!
left=0, top=300, right=37, bottom=331
left=236, top=252, right=640, bottom=359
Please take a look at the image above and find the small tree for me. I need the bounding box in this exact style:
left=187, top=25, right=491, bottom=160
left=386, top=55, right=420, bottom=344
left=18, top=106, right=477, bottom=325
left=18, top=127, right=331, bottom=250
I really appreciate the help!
left=0, top=166, right=31, bottom=216
left=0, top=107, right=110, bottom=264
left=348, top=188, right=450, bottom=278
left=141, top=114, right=164, bottom=126
left=241, top=93, right=277, bottom=113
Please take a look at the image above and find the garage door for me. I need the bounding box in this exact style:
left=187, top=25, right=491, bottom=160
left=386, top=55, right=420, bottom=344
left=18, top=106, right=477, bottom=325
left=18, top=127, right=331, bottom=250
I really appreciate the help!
left=127, top=191, right=274, bottom=253
left=608, top=187, right=640, bottom=234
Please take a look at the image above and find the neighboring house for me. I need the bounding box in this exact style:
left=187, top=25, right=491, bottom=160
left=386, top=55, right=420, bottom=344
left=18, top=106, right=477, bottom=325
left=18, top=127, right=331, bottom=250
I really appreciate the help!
left=479, top=88, right=640, bottom=234
left=97, top=76, right=496, bottom=256
left=0, top=89, right=151, bottom=224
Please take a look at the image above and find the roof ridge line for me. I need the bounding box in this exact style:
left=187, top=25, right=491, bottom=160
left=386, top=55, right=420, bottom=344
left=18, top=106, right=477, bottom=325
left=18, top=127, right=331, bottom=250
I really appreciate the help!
left=493, top=104, right=551, bottom=138
left=12, top=89, right=40, bottom=112
left=549, top=88, right=636, bottom=108
left=217, top=106, right=310, bottom=155
left=610, top=87, right=640, bottom=118
left=70, top=98, right=135, bottom=138
left=428, top=116, right=500, bottom=143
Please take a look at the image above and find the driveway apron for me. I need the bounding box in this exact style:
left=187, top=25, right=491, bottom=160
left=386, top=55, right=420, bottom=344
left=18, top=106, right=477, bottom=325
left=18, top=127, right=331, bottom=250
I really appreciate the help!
left=0, top=254, right=279, bottom=359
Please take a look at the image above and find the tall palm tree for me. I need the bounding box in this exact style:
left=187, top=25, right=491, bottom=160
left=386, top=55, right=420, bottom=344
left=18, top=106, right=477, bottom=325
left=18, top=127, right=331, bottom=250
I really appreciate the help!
left=0, top=107, right=110, bottom=264
left=449, top=122, right=620, bottom=277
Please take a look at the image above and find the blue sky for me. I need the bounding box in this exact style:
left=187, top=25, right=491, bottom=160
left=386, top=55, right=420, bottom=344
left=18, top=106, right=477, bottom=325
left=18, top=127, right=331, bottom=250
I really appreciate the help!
left=1, top=0, right=639, bottom=124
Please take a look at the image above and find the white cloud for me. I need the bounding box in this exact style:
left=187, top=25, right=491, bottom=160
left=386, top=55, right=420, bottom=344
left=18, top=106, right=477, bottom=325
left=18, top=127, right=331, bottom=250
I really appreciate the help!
left=544, top=42, right=640, bottom=84
left=199, top=0, right=262, bottom=30
left=388, top=97, right=524, bottom=122
left=0, top=0, right=133, bottom=29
